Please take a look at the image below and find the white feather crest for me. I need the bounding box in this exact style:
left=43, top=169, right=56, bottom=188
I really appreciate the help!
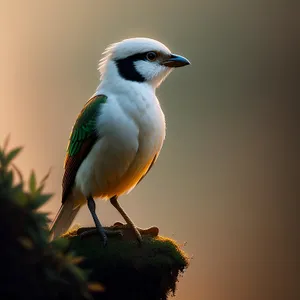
left=98, top=41, right=118, bottom=78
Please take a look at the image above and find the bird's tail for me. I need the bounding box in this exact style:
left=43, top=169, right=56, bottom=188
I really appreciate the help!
left=49, top=200, right=80, bottom=240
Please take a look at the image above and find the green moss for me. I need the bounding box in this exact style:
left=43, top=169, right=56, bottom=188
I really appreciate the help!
left=64, top=227, right=189, bottom=300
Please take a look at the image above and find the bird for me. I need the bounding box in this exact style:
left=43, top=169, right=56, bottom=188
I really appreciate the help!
left=50, top=37, right=190, bottom=245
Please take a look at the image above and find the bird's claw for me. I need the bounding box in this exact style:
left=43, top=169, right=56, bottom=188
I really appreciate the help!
left=113, top=222, right=159, bottom=245
left=78, top=227, right=123, bottom=246
left=77, top=223, right=158, bottom=246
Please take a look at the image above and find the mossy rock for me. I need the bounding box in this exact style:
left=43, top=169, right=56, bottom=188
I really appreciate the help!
left=64, top=225, right=189, bottom=300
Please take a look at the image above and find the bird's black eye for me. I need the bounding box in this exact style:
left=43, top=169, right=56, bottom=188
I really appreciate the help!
left=146, top=51, right=157, bottom=62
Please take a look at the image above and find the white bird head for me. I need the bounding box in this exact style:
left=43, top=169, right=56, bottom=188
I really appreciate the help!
left=99, top=37, right=190, bottom=89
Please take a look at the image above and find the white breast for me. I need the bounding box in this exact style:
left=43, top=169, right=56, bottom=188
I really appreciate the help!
left=74, top=85, right=166, bottom=202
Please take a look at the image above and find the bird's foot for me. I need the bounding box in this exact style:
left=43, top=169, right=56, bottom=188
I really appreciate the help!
left=77, top=223, right=159, bottom=246
left=78, top=227, right=123, bottom=246
left=113, top=222, right=159, bottom=245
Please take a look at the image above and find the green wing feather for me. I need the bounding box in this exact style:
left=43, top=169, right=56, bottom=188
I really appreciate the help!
left=67, top=95, right=107, bottom=157
left=62, top=94, right=107, bottom=203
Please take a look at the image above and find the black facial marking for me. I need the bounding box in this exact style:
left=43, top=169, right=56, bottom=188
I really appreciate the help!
left=115, top=52, right=150, bottom=82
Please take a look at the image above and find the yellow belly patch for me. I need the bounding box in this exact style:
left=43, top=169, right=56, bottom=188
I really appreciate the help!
left=93, top=156, right=155, bottom=199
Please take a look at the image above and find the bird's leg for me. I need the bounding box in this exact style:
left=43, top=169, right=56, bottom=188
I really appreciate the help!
left=110, top=196, right=142, bottom=243
left=80, top=196, right=123, bottom=244
left=83, top=196, right=108, bottom=245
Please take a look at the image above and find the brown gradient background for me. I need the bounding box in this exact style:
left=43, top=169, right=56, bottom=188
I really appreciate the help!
left=0, top=1, right=299, bottom=299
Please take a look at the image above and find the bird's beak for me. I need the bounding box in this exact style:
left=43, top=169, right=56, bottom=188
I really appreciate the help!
left=161, top=54, right=191, bottom=68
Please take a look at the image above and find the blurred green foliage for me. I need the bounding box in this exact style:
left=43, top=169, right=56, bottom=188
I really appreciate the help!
left=0, top=135, right=93, bottom=300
